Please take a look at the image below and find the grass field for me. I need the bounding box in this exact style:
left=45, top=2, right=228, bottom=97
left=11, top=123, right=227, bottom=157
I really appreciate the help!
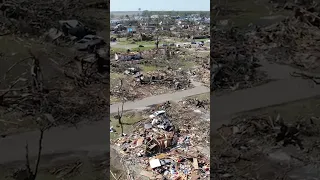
left=110, top=111, right=144, bottom=139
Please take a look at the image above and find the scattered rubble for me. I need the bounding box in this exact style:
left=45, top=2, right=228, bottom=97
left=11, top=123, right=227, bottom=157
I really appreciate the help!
left=112, top=101, right=210, bottom=180
left=213, top=114, right=320, bottom=179
left=252, top=16, right=320, bottom=73
left=246, top=1, right=320, bottom=78
left=211, top=28, right=267, bottom=91
left=0, top=0, right=109, bottom=133
left=111, top=67, right=193, bottom=102
left=0, top=0, right=107, bottom=35
left=140, top=33, right=154, bottom=41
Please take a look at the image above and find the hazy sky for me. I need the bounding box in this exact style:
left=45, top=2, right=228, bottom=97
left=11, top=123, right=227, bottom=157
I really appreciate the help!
left=110, top=0, right=210, bottom=11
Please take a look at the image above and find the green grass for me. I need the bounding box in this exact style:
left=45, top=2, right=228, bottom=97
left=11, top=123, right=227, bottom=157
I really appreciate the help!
left=110, top=72, right=124, bottom=79
left=118, top=40, right=157, bottom=46
left=137, top=41, right=157, bottom=45
left=117, top=41, right=132, bottom=45
left=111, top=45, right=155, bottom=53
left=131, top=46, right=154, bottom=51
left=140, top=65, right=161, bottom=72
left=110, top=112, right=144, bottom=139
left=181, top=60, right=196, bottom=69
left=185, top=92, right=210, bottom=101
left=194, top=38, right=209, bottom=42
left=111, top=47, right=127, bottom=53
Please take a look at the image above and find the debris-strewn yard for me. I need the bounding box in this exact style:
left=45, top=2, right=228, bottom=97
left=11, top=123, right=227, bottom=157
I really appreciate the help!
left=212, top=0, right=320, bottom=179
left=0, top=0, right=109, bottom=134
left=212, top=0, right=320, bottom=91
left=251, top=1, right=320, bottom=77
left=0, top=0, right=109, bottom=179
left=110, top=12, right=210, bottom=103
left=212, top=97, right=320, bottom=180
left=110, top=48, right=209, bottom=104
left=211, top=28, right=268, bottom=92
left=110, top=97, right=210, bottom=180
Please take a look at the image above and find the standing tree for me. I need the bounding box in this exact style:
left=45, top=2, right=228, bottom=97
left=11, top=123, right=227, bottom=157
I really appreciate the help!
left=142, top=10, right=149, bottom=17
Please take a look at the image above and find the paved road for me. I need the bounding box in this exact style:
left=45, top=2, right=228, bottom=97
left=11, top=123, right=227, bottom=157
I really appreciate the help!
left=110, top=85, right=209, bottom=113
left=211, top=60, right=320, bottom=128
left=0, top=85, right=209, bottom=164
left=211, top=78, right=320, bottom=128
left=1, top=59, right=320, bottom=164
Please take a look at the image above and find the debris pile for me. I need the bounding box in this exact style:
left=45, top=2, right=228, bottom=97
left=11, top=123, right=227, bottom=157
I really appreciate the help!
left=0, top=9, right=108, bottom=133
left=243, top=0, right=320, bottom=77
left=252, top=16, right=320, bottom=72
left=0, top=0, right=107, bottom=35
left=183, top=98, right=210, bottom=110
left=111, top=62, right=140, bottom=74
left=191, top=67, right=210, bottom=86
left=111, top=69, right=193, bottom=101
left=213, top=114, right=320, bottom=179
left=211, top=28, right=266, bottom=91
left=0, top=68, right=106, bottom=134
left=140, top=33, right=154, bottom=41
left=139, top=70, right=192, bottom=90
left=113, top=105, right=210, bottom=180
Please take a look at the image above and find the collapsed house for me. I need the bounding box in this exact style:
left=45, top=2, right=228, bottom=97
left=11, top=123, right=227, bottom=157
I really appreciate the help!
left=113, top=109, right=210, bottom=179
left=45, top=20, right=97, bottom=42
left=58, top=20, right=96, bottom=39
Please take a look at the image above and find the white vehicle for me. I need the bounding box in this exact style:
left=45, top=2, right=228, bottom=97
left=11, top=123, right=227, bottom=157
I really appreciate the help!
left=149, top=110, right=166, bottom=119
left=74, top=35, right=105, bottom=52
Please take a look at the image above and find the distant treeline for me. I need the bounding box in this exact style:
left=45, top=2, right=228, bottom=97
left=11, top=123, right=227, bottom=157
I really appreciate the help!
left=141, top=10, right=210, bottom=17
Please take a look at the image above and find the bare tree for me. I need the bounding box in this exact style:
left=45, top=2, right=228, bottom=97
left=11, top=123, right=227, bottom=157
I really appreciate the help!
left=114, top=78, right=125, bottom=136
left=29, top=50, right=43, bottom=93
left=24, top=129, right=44, bottom=180
left=13, top=123, right=49, bottom=180
left=155, top=34, right=160, bottom=49
left=117, top=101, right=125, bottom=135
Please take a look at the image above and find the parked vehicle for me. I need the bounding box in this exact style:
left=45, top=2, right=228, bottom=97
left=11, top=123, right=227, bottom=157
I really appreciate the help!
left=74, top=35, right=105, bottom=52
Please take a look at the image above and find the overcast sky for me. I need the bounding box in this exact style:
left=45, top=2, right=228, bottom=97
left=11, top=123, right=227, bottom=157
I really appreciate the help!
left=110, top=0, right=210, bottom=11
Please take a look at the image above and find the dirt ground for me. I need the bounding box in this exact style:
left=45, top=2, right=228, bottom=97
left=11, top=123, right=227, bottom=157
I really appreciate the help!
left=0, top=0, right=109, bottom=179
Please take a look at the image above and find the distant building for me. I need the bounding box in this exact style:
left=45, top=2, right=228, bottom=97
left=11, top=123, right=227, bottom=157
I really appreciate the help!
left=151, top=15, right=159, bottom=19
left=110, top=20, right=121, bottom=26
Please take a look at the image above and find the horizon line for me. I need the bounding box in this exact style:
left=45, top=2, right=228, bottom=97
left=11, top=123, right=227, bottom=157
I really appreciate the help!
left=111, top=10, right=210, bottom=12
